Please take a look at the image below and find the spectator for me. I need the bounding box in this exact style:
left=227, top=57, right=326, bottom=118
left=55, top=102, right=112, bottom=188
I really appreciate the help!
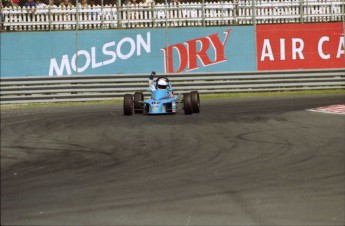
left=24, top=0, right=37, bottom=14
left=48, top=0, right=57, bottom=7
left=108, top=0, right=117, bottom=6
left=90, top=0, right=101, bottom=6
left=24, top=0, right=37, bottom=7
left=78, top=0, right=88, bottom=8
left=36, top=0, right=47, bottom=8
left=11, top=0, right=19, bottom=6
left=2, top=0, right=19, bottom=7
left=128, top=0, right=139, bottom=5
left=59, top=0, right=73, bottom=8
left=36, top=0, right=48, bottom=6
left=142, top=0, right=153, bottom=6
left=0, top=0, right=21, bottom=7
left=35, top=0, right=48, bottom=14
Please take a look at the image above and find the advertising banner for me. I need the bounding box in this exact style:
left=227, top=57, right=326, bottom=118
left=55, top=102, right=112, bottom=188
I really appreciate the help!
left=0, top=27, right=256, bottom=77
left=257, top=22, right=345, bottom=70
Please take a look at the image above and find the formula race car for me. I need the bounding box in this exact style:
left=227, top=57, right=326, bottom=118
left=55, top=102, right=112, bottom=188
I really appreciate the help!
left=123, top=77, right=200, bottom=115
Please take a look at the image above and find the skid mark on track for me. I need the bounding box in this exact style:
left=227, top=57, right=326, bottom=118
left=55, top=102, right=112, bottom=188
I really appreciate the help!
left=235, top=128, right=298, bottom=146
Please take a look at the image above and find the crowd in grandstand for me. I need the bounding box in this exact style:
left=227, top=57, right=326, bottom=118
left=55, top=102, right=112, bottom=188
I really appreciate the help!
left=1, top=0, right=343, bottom=32
left=1, top=0, right=179, bottom=7
left=1, top=0, right=309, bottom=8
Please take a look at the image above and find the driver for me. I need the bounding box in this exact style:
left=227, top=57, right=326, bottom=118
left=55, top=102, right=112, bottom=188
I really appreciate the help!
left=148, top=71, right=174, bottom=97
left=157, top=79, right=168, bottom=89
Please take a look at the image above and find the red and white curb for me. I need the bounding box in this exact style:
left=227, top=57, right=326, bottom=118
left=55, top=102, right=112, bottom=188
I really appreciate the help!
left=308, top=104, right=345, bottom=115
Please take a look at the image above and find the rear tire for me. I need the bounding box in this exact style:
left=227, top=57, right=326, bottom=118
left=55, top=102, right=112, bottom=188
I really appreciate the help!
left=134, top=92, right=144, bottom=114
left=190, top=91, right=200, bottom=113
left=183, top=93, right=193, bottom=115
left=123, top=94, right=133, bottom=116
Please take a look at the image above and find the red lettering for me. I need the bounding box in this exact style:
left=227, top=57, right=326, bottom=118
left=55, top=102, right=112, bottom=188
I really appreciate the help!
left=186, top=37, right=212, bottom=71
left=162, top=30, right=232, bottom=73
left=208, top=30, right=231, bottom=63
left=162, top=44, right=188, bottom=73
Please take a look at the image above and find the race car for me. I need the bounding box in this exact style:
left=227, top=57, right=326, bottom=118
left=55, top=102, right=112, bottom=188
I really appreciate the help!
left=123, top=77, right=200, bottom=115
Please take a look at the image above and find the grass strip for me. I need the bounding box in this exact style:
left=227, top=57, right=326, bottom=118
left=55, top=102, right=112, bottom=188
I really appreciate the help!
left=200, top=89, right=345, bottom=100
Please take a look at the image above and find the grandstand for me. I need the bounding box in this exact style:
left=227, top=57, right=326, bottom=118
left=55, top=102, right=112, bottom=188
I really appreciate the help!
left=0, top=0, right=344, bottom=31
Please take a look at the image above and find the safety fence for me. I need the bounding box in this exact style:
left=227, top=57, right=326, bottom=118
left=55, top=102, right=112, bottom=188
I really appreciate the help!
left=1, top=69, right=344, bottom=104
left=1, top=0, right=344, bottom=31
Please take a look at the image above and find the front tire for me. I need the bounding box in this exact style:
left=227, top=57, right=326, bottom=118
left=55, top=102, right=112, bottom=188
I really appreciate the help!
left=190, top=91, right=200, bottom=113
left=123, top=94, right=133, bottom=116
left=134, top=92, right=144, bottom=114
left=183, top=93, right=193, bottom=115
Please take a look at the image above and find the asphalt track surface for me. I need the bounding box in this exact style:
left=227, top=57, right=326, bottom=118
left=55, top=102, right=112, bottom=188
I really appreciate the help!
left=1, top=95, right=345, bottom=226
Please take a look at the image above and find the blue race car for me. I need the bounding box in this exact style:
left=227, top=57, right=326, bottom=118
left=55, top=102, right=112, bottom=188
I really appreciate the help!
left=123, top=77, right=200, bottom=115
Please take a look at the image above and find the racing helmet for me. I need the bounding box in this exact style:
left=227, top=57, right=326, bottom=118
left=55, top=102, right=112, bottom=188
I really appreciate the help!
left=157, top=79, right=168, bottom=89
